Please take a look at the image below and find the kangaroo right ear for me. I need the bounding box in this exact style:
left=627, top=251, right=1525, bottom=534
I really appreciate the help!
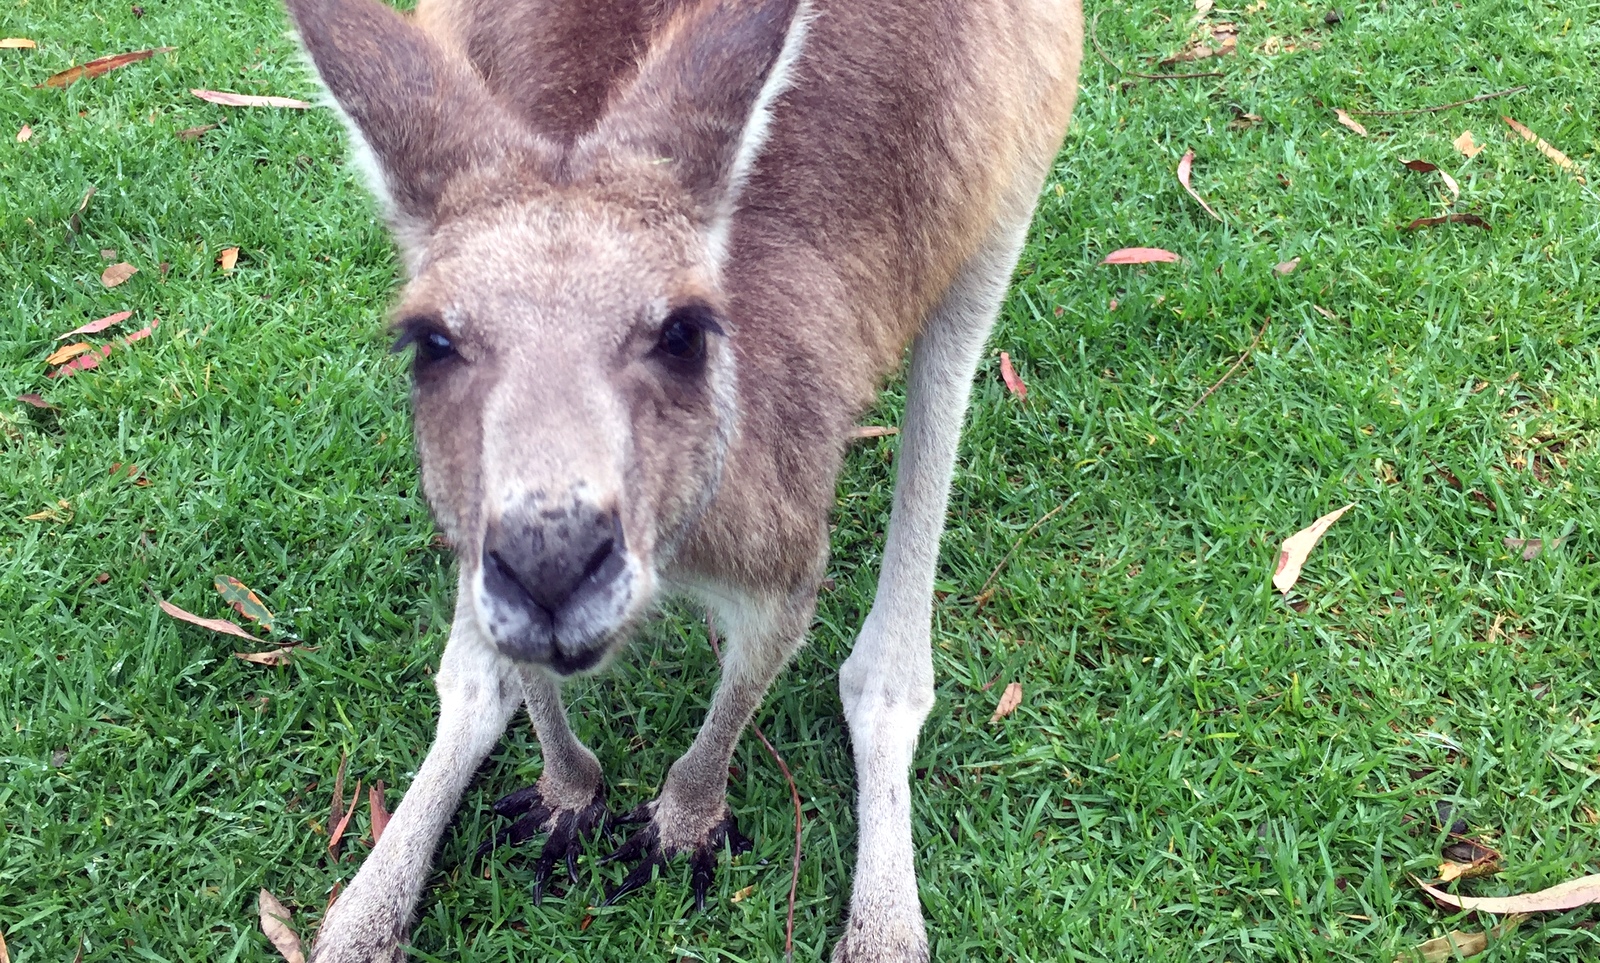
left=286, top=0, right=545, bottom=250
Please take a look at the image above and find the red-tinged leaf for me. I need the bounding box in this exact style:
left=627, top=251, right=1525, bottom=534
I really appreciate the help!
left=159, top=598, right=255, bottom=640
left=16, top=123, right=31, bottom=142
left=989, top=682, right=1023, bottom=723
left=1404, top=214, right=1491, bottom=232
left=998, top=351, right=1027, bottom=400
left=0, top=37, right=37, bottom=49
left=1401, top=159, right=1439, bottom=172
left=1101, top=247, right=1181, bottom=265
left=258, top=889, right=306, bottom=963
left=1274, top=258, right=1300, bottom=276
left=1333, top=108, right=1367, bottom=136
left=329, top=779, right=362, bottom=861
left=215, top=575, right=275, bottom=631
left=38, top=47, right=174, bottom=88
left=1273, top=503, right=1356, bottom=594
left=368, top=781, right=390, bottom=845
left=0, top=924, right=9, bottom=963
left=190, top=89, right=312, bottom=109
left=18, top=393, right=56, bottom=410
left=1414, top=872, right=1600, bottom=915
left=328, top=753, right=349, bottom=847
left=175, top=123, right=217, bottom=141
left=218, top=246, right=240, bottom=272
left=47, top=345, right=112, bottom=377
left=123, top=318, right=159, bottom=345
left=101, top=262, right=137, bottom=287
left=235, top=647, right=297, bottom=666
left=46, top=342, right=94, bottom=365
left=57, top=310, right=133, bottom=339
left=1177, top=149, right=1222, bottom=220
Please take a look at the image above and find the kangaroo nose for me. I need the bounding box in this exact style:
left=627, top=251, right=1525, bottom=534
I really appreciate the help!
left=483, top=505, right=627, bottom=619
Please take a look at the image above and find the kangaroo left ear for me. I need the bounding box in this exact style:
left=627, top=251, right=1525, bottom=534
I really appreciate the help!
left=580, top=0, right=811, bottom=253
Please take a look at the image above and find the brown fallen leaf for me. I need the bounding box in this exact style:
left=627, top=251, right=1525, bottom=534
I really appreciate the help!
left=175, top=123, right=217, bottom=141
left=39, top=47, right=175, bottom=88
left=1439, top=856, right=1502, bottom=883
left=236, top=647, right=297, bottom=666
left=0, top=37, right=37, bottom=49
left=1312, top=305, right=1337, bottom=320
left=158, top=598, right=255, bottom=640
left=258, top=889, right=306, bottom=963
left=1503, top=536, right=1564, bottom=561
left=101, top=262, right=137, bottom=287
left=190, top=89, right=312, bottom=109
left=1414, top=873, right=1600, bottom=914
left=1274, top=258, right=1299, bottom=275
left=730, top=883, right=758, bottom=903
left=47, top=345, right=112, bottom=377
left=1176, top=149, right=1221, bottom=221
left=989, top=681, right=1023, bottom=723
left=57, top=309, right=133, bottom=339
left=1162, top=21, right=1238, bottom=64
left=1228, top=111, right=1263, bottom=130
left=998, top=351, right=1027, bottom=400
left=1502, top=116, right=1583, bottom=181
left=1401, top=159, right=1439, bottom=173
left=18, top=393, right=56, bottom=410
left=218, top=246, right=240, bottom=272
left=1439, top=170, right=1461, bottom=205
left=16, top=123, right=32, bottom=142
left=1393, top=918, right=1525, bottom=963
left=329, top=779, right=362, bottom=861
left=216, top=576, right=275, bottom=631
left=1404, top=214, right=1490, bottom=232
left=46, top=342, right=95, bottom=366
left=66, top=185, right=95, bottom=238
left=368, top=780, right=390, bottom=845
left=1272, top=503, right=1356, bottom=594
left=849, top=425, right=899, bottom=439
left=1334, top=109, right=1368, bottom=137
left=1102, top=247, right=1181, bottom=265
left=1453, top=130, right=1484, bottom=158
left=328, top=753, right=349, bottom=849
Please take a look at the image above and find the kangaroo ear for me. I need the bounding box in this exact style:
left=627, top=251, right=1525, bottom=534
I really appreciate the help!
left=583, top=0, right=810, bottom=247
left=286, top=0, right=545, bottom=248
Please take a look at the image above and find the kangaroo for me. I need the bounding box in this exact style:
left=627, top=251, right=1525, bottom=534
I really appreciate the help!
left=285, top=0, right=1083, bottom=958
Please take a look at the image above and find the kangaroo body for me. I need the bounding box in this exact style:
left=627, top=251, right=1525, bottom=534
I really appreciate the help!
left=287, top=0, right=1083, bottom=958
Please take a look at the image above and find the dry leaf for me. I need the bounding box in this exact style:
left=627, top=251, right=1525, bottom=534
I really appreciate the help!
left=1312, top=305, right=1337, bottom=320
left=1193, top=0, right=1214, bottom=17
left=123, top=318, right=159, bottom=344
left=57, top=310, right=132, bottom=339
left=1274, top=258, right=1299, bottom=276
left=1503, top=536, right=1563, bottom=561
left=47, top=345, right=111, bottom=377
left=1439, top=171, right=1461, bottom=205
left=190, top=89, right=312, bottom=109
left=1404, top=214, right=1490, bottom=232
left=1502, top=116, right=1582, bottom=181
left=46, top=342, right=94, bottom=365
left=1402, top=159, right=1439, bottom=173
left=1162, top=21, right=1238, bottom=64
left=0, top=925, right=8, bottom=963
left=328, top=753, right=349, bottom=847
left=368, top=781, right=390, bottom=845
left=989, top=681, right=1023, bottom=723
left=101, top=262, right=137, bottom=287
left=18, top=393, right=56, bottom=409
left=215, top=576, right=275, bottom=630
left=66, top=185, right=95, bottom=238
left=176, top=123, right=217, bottom=141
left=218, top=246, right=240, bottom=272
left=998, top=351, right=1027, bottom=400
left=329, top=780, right=362, bottom=861
left=1393, top=918, right=1526, bottom=963
left=16, top=124, right=31, bottom=142
left=1334, top=109, right=1368, bottom=137
left=39, top=47, right=174, bottom=88
left=258, top=889, right=306, bottom=963
left=236, top=647, right=297, bottom=666
left=0, top=37, right=37, bottom=49
left=1415, top=873, right=1600, bottom=914
left=1176, top=149, right=1222, bottom=221
left=1272, top=503, right=1356, bottom=594
left=158, top=599, right=256, bottom=640
left=1453, top=131, right=1484, bottom=158
left=849, top=425, right=899, bottom=439
left=1439, top=857, right=1502, bottom=883
left=1102, top=247, right=1181, bottom=265
left=1228, top=112, right=1263, bottom=130
left=730, top=883, right=758, bottom=903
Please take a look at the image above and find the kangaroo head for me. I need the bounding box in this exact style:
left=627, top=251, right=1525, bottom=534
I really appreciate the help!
left=288, top=0, right=807, bottom=674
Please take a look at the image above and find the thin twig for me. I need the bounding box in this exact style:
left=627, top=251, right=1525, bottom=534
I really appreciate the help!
left=706, top=618, right=802, bottom=962
left=1089, top=10, right=1225, bottom=82
left=1177, top=314, right=1271, bottom=425
left=1349, top=85, right=1528, bottom=117
left=973, top=502, right=1069, bottom=606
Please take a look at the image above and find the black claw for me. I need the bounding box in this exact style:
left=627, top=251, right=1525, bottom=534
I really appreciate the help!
left=601, top=821, right=656, bottom=865
left=599, top=807, right=751, bottom=911
left=603, top=858, right=661, bottom=906
left=690, top=850, right=716, bottom=911
left=493, top=784, right=547, bottom=818
left=474, top=782, right=609, bottom=904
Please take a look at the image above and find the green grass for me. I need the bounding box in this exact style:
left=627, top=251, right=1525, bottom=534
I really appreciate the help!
left=3, top=0, right=1598, bottom=960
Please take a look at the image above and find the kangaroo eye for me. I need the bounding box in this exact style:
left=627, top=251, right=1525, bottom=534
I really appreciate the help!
left=418, top=331, right=456, bottom=364
left=656, top=318, right=705, bottom=363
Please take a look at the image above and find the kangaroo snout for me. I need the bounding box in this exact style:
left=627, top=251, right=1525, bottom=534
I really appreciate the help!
left=476, top=498, right=633, bottom=673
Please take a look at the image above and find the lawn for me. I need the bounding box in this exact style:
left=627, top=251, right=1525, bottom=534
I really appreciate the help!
left=2, top=0, right=1598, bottom=960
